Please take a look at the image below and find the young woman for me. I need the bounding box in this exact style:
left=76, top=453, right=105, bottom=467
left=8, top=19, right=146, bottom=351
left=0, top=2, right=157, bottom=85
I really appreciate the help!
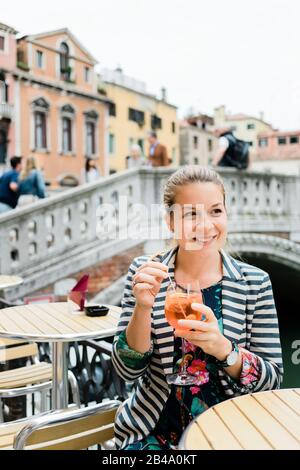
left=112, top=165, right=283, bottom=450
left=18, top=156, right=46, bottom=206
left=81, top=158, right=101, bottom=184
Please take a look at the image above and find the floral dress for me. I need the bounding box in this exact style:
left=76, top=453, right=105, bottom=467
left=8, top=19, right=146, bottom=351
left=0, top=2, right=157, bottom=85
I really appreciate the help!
left=117, top=281, right=261, bottom=450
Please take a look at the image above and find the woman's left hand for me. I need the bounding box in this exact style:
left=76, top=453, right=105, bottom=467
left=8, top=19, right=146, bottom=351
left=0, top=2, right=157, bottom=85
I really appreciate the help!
left=175, top=303, right=232, bottom=361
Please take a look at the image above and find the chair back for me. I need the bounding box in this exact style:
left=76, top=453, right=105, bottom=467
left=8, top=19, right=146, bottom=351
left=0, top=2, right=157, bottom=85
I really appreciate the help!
left=0, top=340, right=38, bottom=362
left=13, top=400, right=121, bottom=450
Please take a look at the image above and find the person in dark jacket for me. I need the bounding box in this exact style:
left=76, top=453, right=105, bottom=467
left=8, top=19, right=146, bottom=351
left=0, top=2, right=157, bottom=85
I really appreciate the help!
left=0, top=156, right=22, bottom=213
left=212, top=127, right=250, bottom=169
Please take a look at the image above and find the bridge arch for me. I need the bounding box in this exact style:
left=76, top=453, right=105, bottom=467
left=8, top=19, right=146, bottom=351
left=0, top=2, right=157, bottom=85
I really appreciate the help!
left=228, top=233, right=300, bottom=271
left=229, top=233, right=300, bottom=389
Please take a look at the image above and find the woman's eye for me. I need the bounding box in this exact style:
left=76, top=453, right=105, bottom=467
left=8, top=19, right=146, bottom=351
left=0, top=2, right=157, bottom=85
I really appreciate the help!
left=212, top=209, right=222, bottom=215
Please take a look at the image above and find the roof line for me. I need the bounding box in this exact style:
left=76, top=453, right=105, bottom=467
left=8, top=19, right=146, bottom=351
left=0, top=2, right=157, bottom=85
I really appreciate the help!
left=24, top=28, right=98, bottom=64
left=225, top=115, right=273, bottom=127
left=0, top=22, right=18, bottom=34
left=258, top=129, right=300, bottom=137
left=103, top=79, right=177, bottom=108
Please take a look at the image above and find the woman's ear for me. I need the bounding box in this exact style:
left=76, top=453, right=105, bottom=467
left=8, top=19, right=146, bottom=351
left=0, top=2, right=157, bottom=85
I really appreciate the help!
left=164, top=212, right=174, bottom=232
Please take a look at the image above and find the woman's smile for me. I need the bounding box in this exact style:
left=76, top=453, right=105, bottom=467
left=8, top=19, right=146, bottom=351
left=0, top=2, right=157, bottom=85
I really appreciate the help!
left=191, top=234, right=218, bottom=247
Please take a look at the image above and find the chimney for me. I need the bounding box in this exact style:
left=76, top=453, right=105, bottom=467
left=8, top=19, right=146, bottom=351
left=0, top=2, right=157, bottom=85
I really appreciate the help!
left=214, top=105, right=226, bottom=126
left=161, top=87, right=167, bottom=101
left=259, top=111, right=265, bottom=122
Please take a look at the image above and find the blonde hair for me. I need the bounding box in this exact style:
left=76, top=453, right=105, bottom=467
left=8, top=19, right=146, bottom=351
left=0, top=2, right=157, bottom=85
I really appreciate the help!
left=149, top=165, right=243, bottom=261
left=163, top=165, right=226, bottom=210
left=20, top=156, right=39, bottom=181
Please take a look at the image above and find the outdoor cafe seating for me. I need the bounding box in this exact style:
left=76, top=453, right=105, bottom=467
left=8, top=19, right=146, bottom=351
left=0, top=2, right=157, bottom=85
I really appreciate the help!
left=0, top=338, right=80, bottom=421
left=0, top=292, right=126, bottom=450
left=0, top=399, right=120, bottom=450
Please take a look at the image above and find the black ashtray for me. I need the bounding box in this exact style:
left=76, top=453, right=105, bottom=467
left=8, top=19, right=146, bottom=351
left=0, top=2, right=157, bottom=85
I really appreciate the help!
left=84, top=305, right=109, bottom=317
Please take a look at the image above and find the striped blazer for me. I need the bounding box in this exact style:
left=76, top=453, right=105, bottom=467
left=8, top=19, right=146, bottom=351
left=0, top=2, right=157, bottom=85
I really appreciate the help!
left=112, top=246, right=283, bottom=449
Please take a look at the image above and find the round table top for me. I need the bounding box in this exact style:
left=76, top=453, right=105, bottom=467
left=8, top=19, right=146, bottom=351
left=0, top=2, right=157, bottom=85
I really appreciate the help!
left=180, top=388, right=300, bottom=450
left=0, top=302, right=121, bottom=342
left=0, top=275, right=23, bottom=290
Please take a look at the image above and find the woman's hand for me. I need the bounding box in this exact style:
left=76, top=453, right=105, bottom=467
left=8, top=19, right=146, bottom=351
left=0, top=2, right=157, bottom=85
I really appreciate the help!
left=132, top=261, right=169, bottom=310
left=175, top=303, right=232, bottom=361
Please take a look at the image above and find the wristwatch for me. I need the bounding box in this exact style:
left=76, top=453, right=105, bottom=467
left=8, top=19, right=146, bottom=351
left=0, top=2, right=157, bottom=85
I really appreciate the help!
left=216, top=342, right=239, bottom=368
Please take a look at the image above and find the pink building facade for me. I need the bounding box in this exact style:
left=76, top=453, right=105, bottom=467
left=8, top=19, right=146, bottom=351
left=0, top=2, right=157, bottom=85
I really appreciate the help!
left=0, top=22, right=17, bottom=166
left=0, top=24, right=111, bottom=185
left=257, top=130, right=300, bottom=161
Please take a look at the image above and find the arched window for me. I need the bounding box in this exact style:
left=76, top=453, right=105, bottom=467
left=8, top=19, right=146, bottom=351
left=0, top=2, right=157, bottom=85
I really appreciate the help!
left=60, top=42, right=70, bottom=79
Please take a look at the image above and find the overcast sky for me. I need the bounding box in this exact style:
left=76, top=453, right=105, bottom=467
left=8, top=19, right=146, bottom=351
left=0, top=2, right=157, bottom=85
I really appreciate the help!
left=2, top=0, right=300, bottom=130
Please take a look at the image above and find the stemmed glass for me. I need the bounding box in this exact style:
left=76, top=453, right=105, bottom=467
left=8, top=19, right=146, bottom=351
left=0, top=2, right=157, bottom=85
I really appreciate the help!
left=165, top=280, right=204, bottom=386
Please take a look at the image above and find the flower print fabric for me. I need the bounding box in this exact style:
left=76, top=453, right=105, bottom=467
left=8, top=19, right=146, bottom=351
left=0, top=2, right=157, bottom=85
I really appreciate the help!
left=125, top=282, right=227, bottom=449
left=240, top=348, right=261, bottom=385
left=122, top=281, right=261, bottom=450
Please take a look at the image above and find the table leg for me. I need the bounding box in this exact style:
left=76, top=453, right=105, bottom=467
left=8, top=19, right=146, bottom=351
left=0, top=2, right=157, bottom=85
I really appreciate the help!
left=52, top=342, right=69, bottom=409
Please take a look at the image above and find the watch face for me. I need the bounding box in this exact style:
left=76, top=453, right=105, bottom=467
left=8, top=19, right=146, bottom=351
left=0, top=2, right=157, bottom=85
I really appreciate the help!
left=227, top=349, right=239, bottom=366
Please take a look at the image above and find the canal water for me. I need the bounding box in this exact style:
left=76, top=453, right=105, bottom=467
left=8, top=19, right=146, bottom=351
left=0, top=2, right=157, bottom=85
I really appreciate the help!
left=241, top=253, right=300, bottom=389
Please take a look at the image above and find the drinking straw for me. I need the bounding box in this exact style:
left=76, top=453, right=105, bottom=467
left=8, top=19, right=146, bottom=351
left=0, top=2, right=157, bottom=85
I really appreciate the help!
left=150, top=251, right=187, bottom=318
left=166, top=270, right=187, bottom=319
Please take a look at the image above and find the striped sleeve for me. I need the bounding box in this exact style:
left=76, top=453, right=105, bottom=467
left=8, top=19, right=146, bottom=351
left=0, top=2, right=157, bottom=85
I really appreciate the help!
left=221, top=274, right=284, bottom=394
left=249, top=274, right=284, bottom=391
left=112, top=257, right=153, bottom=383
left=116, top=330, right=153, bottom=369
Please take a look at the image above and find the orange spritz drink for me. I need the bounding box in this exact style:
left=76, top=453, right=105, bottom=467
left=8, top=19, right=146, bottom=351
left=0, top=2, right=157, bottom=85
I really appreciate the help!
left=164, top=281, right=204, bottom=386
left=165, top=291, right=203, bottom=330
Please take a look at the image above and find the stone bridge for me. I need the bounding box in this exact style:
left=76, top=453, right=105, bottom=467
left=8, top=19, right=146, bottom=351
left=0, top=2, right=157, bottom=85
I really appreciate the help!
left=1, top=167, right=300, bottom=302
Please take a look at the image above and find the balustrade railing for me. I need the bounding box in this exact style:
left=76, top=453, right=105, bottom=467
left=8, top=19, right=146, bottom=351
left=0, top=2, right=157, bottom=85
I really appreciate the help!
left=1, top=167, right=299, bottom=299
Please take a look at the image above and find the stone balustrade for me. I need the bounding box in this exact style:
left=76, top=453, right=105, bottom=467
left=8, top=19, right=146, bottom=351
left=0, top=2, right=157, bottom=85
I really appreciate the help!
left=1, top=166, right=299, bottom=300
left=0, top=103, right=14, bottom=120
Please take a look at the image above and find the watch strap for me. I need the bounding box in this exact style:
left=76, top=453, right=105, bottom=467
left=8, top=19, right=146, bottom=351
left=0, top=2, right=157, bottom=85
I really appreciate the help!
left=215, top=342, right=239, bottom=368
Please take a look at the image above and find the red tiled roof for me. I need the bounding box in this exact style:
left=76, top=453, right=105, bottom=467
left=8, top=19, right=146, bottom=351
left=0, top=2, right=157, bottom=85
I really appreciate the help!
left=258, top=129, right=300, bottom=138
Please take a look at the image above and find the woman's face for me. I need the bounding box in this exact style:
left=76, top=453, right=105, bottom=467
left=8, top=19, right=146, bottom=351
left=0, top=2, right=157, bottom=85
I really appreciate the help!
left=168, top=182, right=227, bottom=253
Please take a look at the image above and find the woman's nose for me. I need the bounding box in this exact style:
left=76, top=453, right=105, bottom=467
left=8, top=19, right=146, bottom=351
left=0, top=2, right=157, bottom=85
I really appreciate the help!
left=195, top=214, right=214, bottom=231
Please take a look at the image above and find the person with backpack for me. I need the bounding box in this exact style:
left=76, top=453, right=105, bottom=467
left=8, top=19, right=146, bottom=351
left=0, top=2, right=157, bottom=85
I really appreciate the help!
left=212, top=128, right=249, bottom=170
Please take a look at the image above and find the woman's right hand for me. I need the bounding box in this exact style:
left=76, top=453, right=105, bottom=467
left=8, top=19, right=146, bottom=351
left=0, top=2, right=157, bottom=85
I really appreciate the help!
left=132, top=261, right=169, bottom=310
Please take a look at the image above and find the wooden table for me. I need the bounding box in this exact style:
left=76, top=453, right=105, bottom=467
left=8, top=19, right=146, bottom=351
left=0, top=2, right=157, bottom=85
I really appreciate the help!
left=179, top=389, right=300, bottom=450
left=0, top=275, right=23, bottom=290
left=0, top=302, right=121, bottom=410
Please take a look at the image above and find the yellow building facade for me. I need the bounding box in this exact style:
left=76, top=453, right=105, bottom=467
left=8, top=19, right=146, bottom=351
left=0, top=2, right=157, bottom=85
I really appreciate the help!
left=100, top=69, right=179, bottom=172
left=214, top=105, right=274, bottom=154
